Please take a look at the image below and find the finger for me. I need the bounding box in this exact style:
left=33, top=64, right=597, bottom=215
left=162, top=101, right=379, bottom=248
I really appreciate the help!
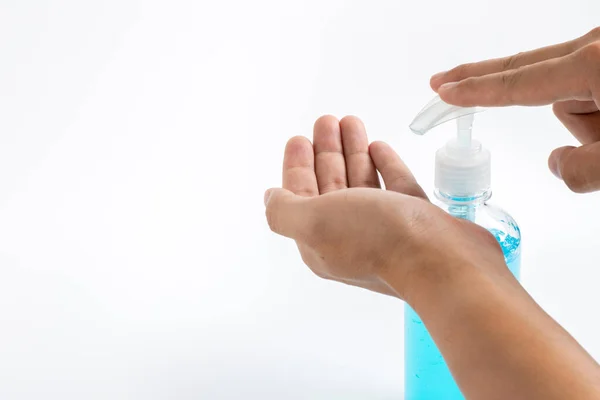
left=553, top=100, right=599, bottom=115
left=264, top=188, right=312, bottom=240
left=339, top=116, right=380, bottom=188
left=438, top=45, right=598, bottom=107
left=282, top=136, right=319, bottom=197
left=548, top=142, right=600, bottom=193
left=431, top=42, right=576, bottom=91
left=369, top=141, right=428, bottom=199
left=430, top=27, right=600, bottom=90
left=313, top=115, right=348, bottom=194
left=281, top=138, right=320, bottom=263
left=552, top=102, right=600, bottom=145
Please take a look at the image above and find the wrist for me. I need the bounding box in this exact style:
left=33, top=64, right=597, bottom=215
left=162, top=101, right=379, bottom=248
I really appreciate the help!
left=383, top=249, right=475, bottom=309
left=380, top=239, right=514, bottom=313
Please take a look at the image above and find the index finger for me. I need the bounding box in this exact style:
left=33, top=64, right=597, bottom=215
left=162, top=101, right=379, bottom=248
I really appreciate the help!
left=283, top=136, right=319, bottom=197
left=431, top=41, right=575, bottom=91
left=431, top=27, right=600, bottom=90
left=430, top=27, right=600, bottom=92
left=437, top=44, right=599, bottom=108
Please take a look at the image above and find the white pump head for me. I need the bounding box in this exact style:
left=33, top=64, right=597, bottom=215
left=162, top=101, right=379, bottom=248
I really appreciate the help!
left=409, top=95, right=490, bottom=197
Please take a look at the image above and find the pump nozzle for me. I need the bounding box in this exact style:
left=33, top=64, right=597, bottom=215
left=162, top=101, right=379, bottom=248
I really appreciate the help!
left=409, top=95, right=485, bottom=135
left=409, top=95, right=490, bottom=197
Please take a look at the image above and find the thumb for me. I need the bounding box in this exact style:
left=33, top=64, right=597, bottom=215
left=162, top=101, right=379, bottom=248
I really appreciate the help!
left=548, top=142, right=600, bottom=193
left=264, top=188, right=313, bottom=240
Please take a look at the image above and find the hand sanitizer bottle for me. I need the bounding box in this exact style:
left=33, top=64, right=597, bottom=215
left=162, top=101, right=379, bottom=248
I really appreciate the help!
left=404, top=96, right=522, bottom=400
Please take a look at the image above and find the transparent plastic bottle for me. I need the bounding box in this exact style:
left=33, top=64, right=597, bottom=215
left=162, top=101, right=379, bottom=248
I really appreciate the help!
left=404, top=96, right=522, bottom=400
left=404, top=190, right=521, bottom=400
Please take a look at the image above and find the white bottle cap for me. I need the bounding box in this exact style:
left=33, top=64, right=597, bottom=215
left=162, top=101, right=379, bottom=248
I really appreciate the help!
left=409, top=96, right=490, bottom=197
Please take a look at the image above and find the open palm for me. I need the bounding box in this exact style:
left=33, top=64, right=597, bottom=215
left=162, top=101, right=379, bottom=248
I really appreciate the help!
left=269, top=114, right=505, bottom=298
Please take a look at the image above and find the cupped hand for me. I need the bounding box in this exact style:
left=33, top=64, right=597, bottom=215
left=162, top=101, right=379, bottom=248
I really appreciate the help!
left=264, top=116, right=505, bottom=302
left=430, top=27, right=600, bottom=193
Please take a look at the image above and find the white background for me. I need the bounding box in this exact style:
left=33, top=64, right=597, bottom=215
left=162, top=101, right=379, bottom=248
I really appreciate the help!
left=1, top=1, right=599, bottom=399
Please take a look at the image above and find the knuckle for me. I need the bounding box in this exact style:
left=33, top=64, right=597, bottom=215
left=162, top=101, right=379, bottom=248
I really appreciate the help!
left=501, top=53, right=522, bottom=71
left=585, top=26, right=600, bottom=41
left=577, top=43, right=600, bottom=90
left=572, top=27, right=600, bottom=51
left=498, top=70, right=522, bottom=104
left=577, top=42, right=600, bottom=64
left=501, top=69, right=521, bottom=89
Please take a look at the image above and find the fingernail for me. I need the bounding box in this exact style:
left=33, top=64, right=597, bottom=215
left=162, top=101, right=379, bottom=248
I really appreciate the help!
left=264, top=189, right=273, bottom=206
left=439, top=81, right=458, bottom=91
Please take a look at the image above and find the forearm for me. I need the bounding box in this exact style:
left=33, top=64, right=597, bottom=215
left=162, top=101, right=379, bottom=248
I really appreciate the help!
left=395, top=259, right=600, bottom=399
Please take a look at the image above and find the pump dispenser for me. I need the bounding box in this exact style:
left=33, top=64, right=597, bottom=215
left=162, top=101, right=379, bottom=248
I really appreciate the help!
left=410, top=95, right=490, bottom=197
left=403, top=95, right=522, bottom=400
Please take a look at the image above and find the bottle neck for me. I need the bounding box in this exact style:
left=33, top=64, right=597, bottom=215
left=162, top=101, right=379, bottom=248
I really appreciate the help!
left=434, top=188, right=491, bottom=222
left=434, top=188, right=492, bottom=206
